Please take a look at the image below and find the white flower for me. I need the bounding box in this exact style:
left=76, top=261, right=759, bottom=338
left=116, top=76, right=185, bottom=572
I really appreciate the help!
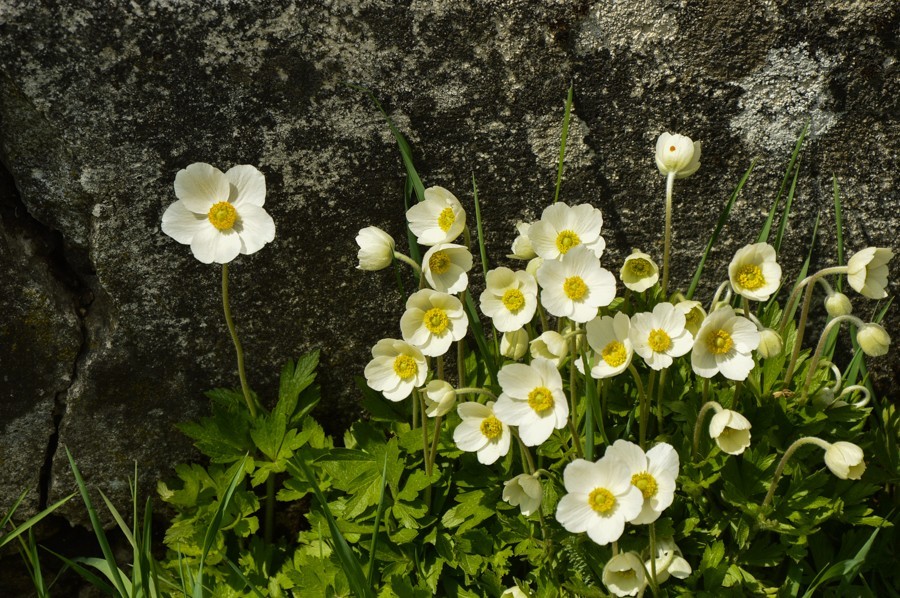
left=605, top=440, right=679, bottom=525
left=757, top=328, right=783, bottom=359
left=824, top=291, right=853, bottom=317
left=555, top=457, right=643, bottom=546
left=525, top=256, right=543, bottom=279
left=493, top=359, right=569, bottom=446
left=480, top=267, right=538, bottom=332
left=847, top=247, right=893, bottom=299
left=823, top=441, right=866, bottom=480
left=161, top=163, right=275, bottom=264
left=355, top=226, right=395, bottom=271
left=655, top=132, right=701, bottom=178
left=502, top=473, right=543, bottom=516
left=691, top=306, right=760, bottom=381
left=400, top=289, right=468, bottom=357
left=501, top=587, right=529, bottom=598
left=500, top=329, right=530, bottom=360
left=602, top=552, right=646, bottom=597
left=406, top=186, right=466, bottom=246
left=423, top=380, right=456, bottom=417
left=529, top=331, right=568, bottom=367
left=646, top=538, right=692, bottom=584
left=537, top=245, right=616, bottom=323
left=620, top=250, right=659, bottom=293
left=583, top=313, right=633, bottom=378
left=630, top=303, right=694, bottom=370
left=675, top=299, right=706, bottom=337
left=857, top=323, right=890, bottom=357
left=507, top=221, right=537, bottom=260
left=528, top=203, right=606, bottom=261
left=423, top=243, right=473, bottom=294
left=453, top=401, right=511, bottom=465
left=363, top=339, right=427, bottom=402
left=728, top=243, right=782, bottom=302
left=709, top=409, right=752, bottom=455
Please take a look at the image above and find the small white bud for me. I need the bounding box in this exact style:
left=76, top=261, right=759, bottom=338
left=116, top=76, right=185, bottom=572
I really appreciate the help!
left=857, top=323, right=890, bottom=357
left=757, top=328, right=783, bottom=359
left=500, top=329, right=529, bottom=360
left=824, top=292, right=853, bottom=317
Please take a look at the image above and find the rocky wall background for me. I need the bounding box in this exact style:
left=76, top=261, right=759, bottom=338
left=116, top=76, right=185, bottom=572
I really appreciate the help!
left=1, top=0, right=898, bottom=525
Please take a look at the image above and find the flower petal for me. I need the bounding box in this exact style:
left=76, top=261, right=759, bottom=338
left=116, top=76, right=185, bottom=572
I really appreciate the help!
left=174, top=163, right=229, bottom=213
left=161, top=200, right=208, bottom=245
left=225, top=165, right=267, bottom=207
left=236, top=204, right=276, bottom=254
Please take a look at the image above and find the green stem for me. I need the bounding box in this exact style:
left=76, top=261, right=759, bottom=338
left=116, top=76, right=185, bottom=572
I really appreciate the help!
left=661, top=173, right=675, bottom=298
left=392, top=251, right=423, bottom=276
left=221, top=264, right=257, bottom=418
left=800, top=315, right=864, bottom=402
left=693, top=401, right=723, bottom=462
left=455, top=387, right=498, bottom=400
left=628, top=364, right=649, bottom=448
left=265, top=475, right=275, bottom=544
left=655, top=369, right=667, bottom=437
left=762, top=436, right=831, bottom=508
left=649, top=522, right=659, bottom=593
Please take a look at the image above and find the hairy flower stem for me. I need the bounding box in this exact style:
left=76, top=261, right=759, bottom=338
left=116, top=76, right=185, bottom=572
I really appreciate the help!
left=656, top=369, right=667, bottom=437
left=801, top=315, right=865, bottom=402
left=693, top=401, right=724, bottom=462
left=661, top=172, right=675, bottom=297
left=221, top=264, right=257, bottom=418
left=265, top=476, right=275, bottom=544
left=649, top=522, right=660, bottom=595
left=762, top=436, right=831, bottom=508
left=628, top=364, right=649, bottom=448
left=392, top=251, right=423, bottom=277
left=455, top=387, right=498, bottom=400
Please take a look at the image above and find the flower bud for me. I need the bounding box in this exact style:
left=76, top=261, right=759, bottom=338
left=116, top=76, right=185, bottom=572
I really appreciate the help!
left=824, top=292, right=853, bottom=317
left=525, top=256, right=543, bottom=279
left=847, top=247, right=892, bottom=299
left=655, top=132, right=701, bottom=178
left=507, top=221, right=536, bottom=260
left=675, top=299, right=706, bottom=337
left=708, top=409, right=752, bottom=455
left=530, top=331, right=568, bottom=367
left=423, top=380, right=456, bottom=417
left=857, top=323, right=890, bottom=357
left=757, top=328, right=783, bottom=359
left=620, top=249, right=659, bottom=292
left=823, top=441, right=866, bottom=480
left=500, top=329, right=529, bottom=360
left=602, top=552, right=646, bottom=597
left=355, top=226, right=395, bottom=271
left=502, top=473, right=543, bottom=516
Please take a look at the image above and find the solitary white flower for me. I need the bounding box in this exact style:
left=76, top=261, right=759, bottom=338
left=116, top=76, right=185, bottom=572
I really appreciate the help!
left=355, top=226, right=395, bottom=271
left=555, top=457, right=643, bottom=546
left=493, top=358, right=569, bottom=446
left=757, top=328, right=783, bottom=359
left=691, top=306, right=760, bottom=381
left=847, top=247, right=893, bottom=299
left=502, top=473, right=543, bottom=516
left=480, top=268, right=538, bottom=332
left=728, top=243, right=782, bottom=302
left=602, top=552, right=646, bottom=597
left=453, top=401, right=511, bottom=465
left=529, top=331, right=569, bottom=367
left=528, top=203, right=606, bottom=261
left=423, top=380, right=456, bottom=417
left=507, top=221, right=537, bottom=260
left=630, top=303, right=694, bottom=370
left=857, top=323, right=890, bottom=357
left=675, top=299, right=706, bottom=337
left=605, top=440, right=679, bottom=525
left=655, top=132, right=701, bottom=178
left=584, top=313, right=633, bottom=378
left=823, top=441, right=866, bottom=480
left=538, top=245, right=616, bottom=323
left=646, top=538, right=692, bottom=584
left=406, top=186, right=466, bottom=246
left=824, top=291, right=853, bottom=317
left=423, top=243, right=472, bottom=294
left=708, top=409, right=752, bottom=455
left=500, top=329, right=530, bottom=360
left=363, top=339, right=427, bottom=402
left=620, top=250, right=659, bottom=292
left=161, top=163, right=276, bottom=264
left=400, top=289, right=468, bottom=357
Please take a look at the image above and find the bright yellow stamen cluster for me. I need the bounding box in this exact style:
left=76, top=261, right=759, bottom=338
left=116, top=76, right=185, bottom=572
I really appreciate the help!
left=588, top=487, right=616, bottom=513
left=423, top=307, right=450, bottom=335
left=563, top=276, right=588, bottom=301
left=647, top=329, right=671, bottom=353
left=527, top=386, right=555, bottom=413
left=601, top=341, right=627, bottom=367
left=631, top=472, right=658, bottom=499
left=437, top=207, right=455, bottom=232
left=207, top=201, right=237, bottom=231
left=736, top=264, right=766, bottom=290
left=685, top=308, right=703, bottom=328
left=627, top=258, right=653, bottom=277
left=555, top=230, right=581, bottom=254
left=392, top=354, right=418, bottom=379
left=501, top=288, right=526, bottom=313
left=480, top=415, right=503, bottom=439
left=428, top=251, right=451, bottom=274
left=706, top=329, right=733, bottom=355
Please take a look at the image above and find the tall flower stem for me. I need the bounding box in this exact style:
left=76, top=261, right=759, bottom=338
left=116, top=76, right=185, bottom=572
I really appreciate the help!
left=655, top=369, right=667, bottom=436
left=221, top=264, right=257, bottom=418
left=649, top=522, right=660, bottom=594
left=456, top=387, right=498, bottom=400
left=693, top=401, right=723, bottom=462
left=628, top=364, right=649, bottom=448
left=800, top=315, right=864, bottom=402
left=661, top=173, right=675, bottom=297
left=762, top=436, right=831, bottom=508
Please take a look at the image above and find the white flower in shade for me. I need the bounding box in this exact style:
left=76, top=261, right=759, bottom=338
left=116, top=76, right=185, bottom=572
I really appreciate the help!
left=584, top=313, right=633, bottom=379
left=847, top=247, right=893, bottom=299
left=757, top=328, right=783, bottom=359
left=493, top=358, right=569, bottom=446
left=857, top=323, right=890, bottom=357
left=501, top=587, right=529, bottom=598
left=423, top=380, right=456, bottom=417
left=355, top=226, right=395, bottom=271
left=620, top=250, right=659, bottom=292
left=691, top=306, right=760, bottom=381
left=525, top=256, right=543, bottom=279
left=502, top=473, right=543, bottom=516
left=823, top=441, right=866, bottom=480
left=406, top=186, right=466, bottom=246
left=646, top=538, right=692, bottom=584
left=675, top=299, right=706, bottom=337
left=537, top=245, right=616, bottom=323
left=605, top=440, right=679, bottom=525
left=507, top=221, right=537, bottom=260
left=709, top=409, right=752, bottom=455
left=555, top=457, right=643, bottom=546
left=530, top=331, right=568, bottom=367
left=655, top=132, right=701, bottom=178
left=500, top=329, right=530, bottom=360
left=363, top=339, right=427, bottom=402
left=423, top=243, right=473, bottom=294
left=400, top=289, right=468, bottom=357
left=728, top=243, right=782, bottom=302
left=480, top=267, right=538, bottom=332
left=602, top=552, right=646, bottom=597
left=161, top=163, right=275, bottom=264
left=824, top=291, right=853, bottom=317
left=453, top=401, right=511, bottom=465
left=528, top=203, right=606, bottom=261
left=630, top=303, right=694, bottom=370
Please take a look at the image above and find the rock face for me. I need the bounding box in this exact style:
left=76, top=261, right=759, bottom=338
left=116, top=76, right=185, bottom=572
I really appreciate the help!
left=0, top=0, right=897, bottom=521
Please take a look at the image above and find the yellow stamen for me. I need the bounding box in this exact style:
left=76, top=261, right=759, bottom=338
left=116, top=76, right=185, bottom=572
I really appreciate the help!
left=527, top=386, right=554, bottom=413
left=428, top=250, right=451, bottom=274
left=501, top=288, right=526, bottom=313
left=685, top=308, right=703, bottom=329
left=647, top=329, right=671, bottom=353
left=563, top=276, right=588, bottom=301
left=601, top=341, right=627, bottom=367
left=555, top=230, right=581, bottom=254
left=627, top=258, right=653, bottom=277
left=392, top=354, right=418, bottom=379
left=207, top=201, right=237, bottom=231
left=706, top=329, right=733, bottom=355
left=588, top=487, right=616, bottom=513
left=736, top=264, right=766, bottom=290
left=480, top=415, right=503, bottom=439
left=631, top=472, right=658, bottom=499
left=423, top=307, right=450, bottom=335
left=437, top=207, right=455, bottom=232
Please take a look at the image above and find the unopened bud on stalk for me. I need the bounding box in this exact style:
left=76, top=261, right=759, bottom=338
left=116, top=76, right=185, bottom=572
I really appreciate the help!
left=824, top=291, right=853, bottom=317
left=500, top=329, right=530, bottom=360
left=757, top=328, right=783, bottom=359
left=857, top=323, right=890, bottom=357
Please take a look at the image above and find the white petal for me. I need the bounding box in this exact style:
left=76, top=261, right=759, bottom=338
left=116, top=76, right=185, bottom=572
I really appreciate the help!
left=225, top=165, right=267, bottom=207
left=174, top=163, right=229, bottom=213
left=236, top=204, right=276, bottom=254
left=161, top=200, right=207, bottom=244
left=190, top=224, right=241, bottom=264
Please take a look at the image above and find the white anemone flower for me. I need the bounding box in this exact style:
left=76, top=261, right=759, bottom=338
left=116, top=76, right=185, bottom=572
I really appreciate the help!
left=605, top=440, right=679, bottom=525
left=646, top=538, right=692, bottom=584
left=507, top=221, right=537, bottom=260
left=584, top=313, right=633, bottom=379
left=423, top=380, right=456, bottom=417
left=161, top=163, right=275, bottom=264
left=500, top=329, right=530, bottom=360
left=355, top=226, right=395, bottom=271
left=537, top=245, right=616, bottom=323
left=708, top=409, right=752, bottom=455
left=528, top=202, right=606, bottom=261
left=823, top=441, right=866, bottom=480
left=502, top=473, right=543, bottom=516
left=857, top=323, right=890, bottom=357
left=400, top=289, right=468, bottom=357
left=493, top=358, right=569, bottom=446
left=630, top=303, right=694, bottom=370
left=423, top=243, right=473, bottom=294
left=728, top=243, right=782, bottom=302
left=847, top=247, right=893, bottom=299
left=480, top=267, right=538, bottom=332
left=691, top=306, right=760, bottom=380
left=363, top=339, right=427, bottom=402
left=453, top=401, right=511, bottom=465
left=602, top=552, right=646, bottom=597
left=675, top=299, right=706, bottom=337
left=655, top=132, right=701, bottom=178
left=529, top=331, right=568, bottom=367
left=406, top=186, right=466, bottom=246
left=620, top=250, right=659, bottom=292
left=555, top=457, right=643, bottom=546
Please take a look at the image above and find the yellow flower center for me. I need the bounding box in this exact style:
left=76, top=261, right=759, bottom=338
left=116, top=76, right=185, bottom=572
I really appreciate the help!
left=428, top=250, right=452, bottom=274
left=438, top=207, right=455, bottom=232
left=685, top=308, right=703, bottom=329
left=706, top=329, right=733, bottom=355
left=527, top=386, right=555, bottom=413
left=647, top=329, right=671, bottom=353
left=501, top=288, right=526, bottom=313
left=631, top=472, right=658, bottom=499
left=736, top=264, right=766, bottom=290
left=588, top=487, right=616, bottom=514
left=555, top=230, right=581, bottom=254
left=423, top=307, right=450, bottom=335
left=480, top=415, right=503, bottom=439
left=601, top=341, right=627, bottom=367
left=392, top=354, right=418, bottom=380
left=627, top=258, right=653, bottom=277
left=207, top=201, right=238, bottom=231
left=563, top=276, right=588, bottom=301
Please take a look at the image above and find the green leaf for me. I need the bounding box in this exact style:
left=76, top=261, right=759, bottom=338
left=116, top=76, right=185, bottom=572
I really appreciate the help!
left=553, top=84, right=574, bottom=205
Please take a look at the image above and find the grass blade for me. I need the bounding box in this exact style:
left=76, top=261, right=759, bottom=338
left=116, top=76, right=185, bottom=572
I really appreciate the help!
left=472, top=173, right=489, bottom=278
left=772, top=156, right=801, bottom=254
left=464, top=292, right=498, bottom=383
left=45, top=549, right=118, bottom=596
left=0, top=491, right=73, bottom=551
left=222, top=556, right=265, bottom=598
left=758, top=122, right=808, bottom=245
left=553, top=84, right=574, bottom=204
left=833, top=174, right=845, bottom=291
